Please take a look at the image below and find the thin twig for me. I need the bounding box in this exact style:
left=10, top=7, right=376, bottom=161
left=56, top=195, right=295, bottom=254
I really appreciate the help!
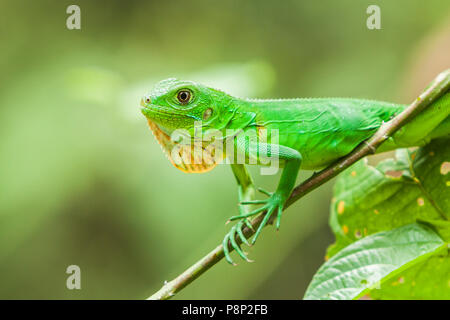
left=148, top=69, right=450, bottom=300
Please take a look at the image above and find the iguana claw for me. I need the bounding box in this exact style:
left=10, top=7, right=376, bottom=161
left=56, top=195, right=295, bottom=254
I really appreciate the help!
left=223, top=219, right=254, bottom=265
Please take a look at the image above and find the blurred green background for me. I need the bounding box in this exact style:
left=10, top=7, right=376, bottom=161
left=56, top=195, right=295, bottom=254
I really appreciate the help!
left=0, top=0, right=449, bottom=299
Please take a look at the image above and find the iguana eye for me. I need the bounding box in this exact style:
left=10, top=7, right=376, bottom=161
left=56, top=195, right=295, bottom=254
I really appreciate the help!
left=177, top=90, right=191, bottom=104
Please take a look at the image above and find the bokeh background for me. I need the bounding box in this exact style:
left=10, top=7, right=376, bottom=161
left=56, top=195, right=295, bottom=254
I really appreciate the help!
left=0, top=0, right=449, bottom=299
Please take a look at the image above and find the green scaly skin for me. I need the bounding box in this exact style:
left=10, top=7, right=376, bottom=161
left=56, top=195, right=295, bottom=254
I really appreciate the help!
left=141, top=75, right=450, bottom=265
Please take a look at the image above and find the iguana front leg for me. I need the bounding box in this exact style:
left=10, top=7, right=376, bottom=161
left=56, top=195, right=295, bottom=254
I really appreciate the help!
left=227, top=135, right=302, bottom=249
left=222, top=164, right=257, bottom=264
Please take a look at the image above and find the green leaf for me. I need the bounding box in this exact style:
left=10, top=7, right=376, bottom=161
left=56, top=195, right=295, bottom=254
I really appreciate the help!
left=328, top=139, right=450, bottom=257
left=304, top=223, right=446, bottom=300
left=369, top=252, right=450, bottom=299
left=321, top=138, right=450, bottom=299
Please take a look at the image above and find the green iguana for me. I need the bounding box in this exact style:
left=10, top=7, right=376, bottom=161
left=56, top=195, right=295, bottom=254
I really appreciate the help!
left=140, top=71, right=450, bottom=264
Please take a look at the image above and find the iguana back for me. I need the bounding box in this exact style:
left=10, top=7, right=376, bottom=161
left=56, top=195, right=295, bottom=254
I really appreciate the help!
left=240, top=98, right=405, bottom=169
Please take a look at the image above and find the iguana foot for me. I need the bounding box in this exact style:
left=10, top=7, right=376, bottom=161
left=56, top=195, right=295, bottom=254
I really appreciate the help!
left=223, top=188, right=286, bottom=264
left=229, top=188, right=286, bottom=245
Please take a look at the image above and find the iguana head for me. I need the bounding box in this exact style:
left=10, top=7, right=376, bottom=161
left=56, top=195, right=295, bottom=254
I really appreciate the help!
left=141, top=78, right=238, bottom=173
left=141, top=78, right=233, bottom=136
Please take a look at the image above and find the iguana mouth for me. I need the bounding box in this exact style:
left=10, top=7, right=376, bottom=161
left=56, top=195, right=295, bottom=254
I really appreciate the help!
left=141, top=105, right=187, bottom=118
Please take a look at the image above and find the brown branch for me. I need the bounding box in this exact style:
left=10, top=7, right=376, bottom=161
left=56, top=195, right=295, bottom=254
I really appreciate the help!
left=148, top=69, right=450, bottom=300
